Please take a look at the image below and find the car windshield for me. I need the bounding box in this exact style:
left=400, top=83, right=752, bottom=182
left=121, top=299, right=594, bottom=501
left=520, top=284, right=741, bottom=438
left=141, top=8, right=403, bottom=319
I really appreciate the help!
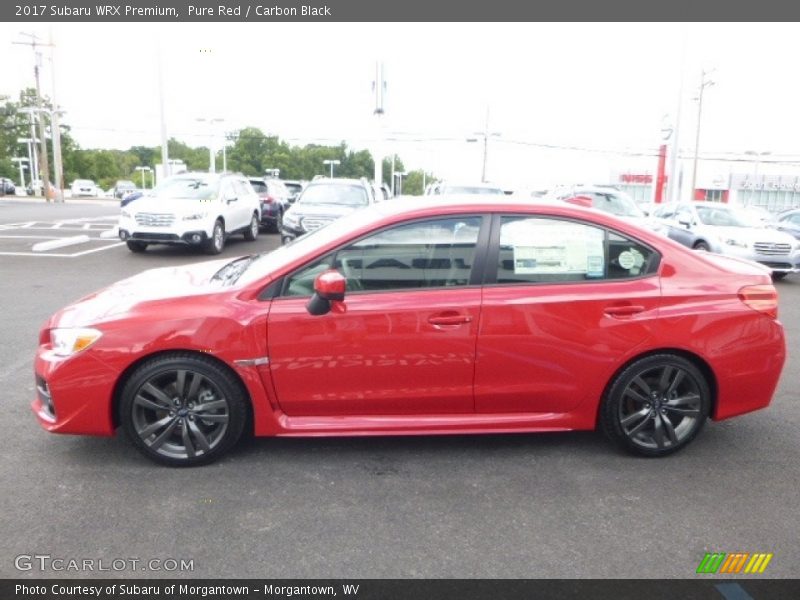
left=74, top=180, right=94, bottom=186
left=152, top=177, right=218, bottom=200
left=298, top=184, right=368, bottom=207
left=696, top=206, right=752, bottom=227
left=444, top=186, right=505, bottom=195
left=591, top=192, right=644, bottom=218
left=117, top=181, right=136, bottom=188
left=250, top=181, right=268, bottom=194
left=285, top=183, right=303, bottom=193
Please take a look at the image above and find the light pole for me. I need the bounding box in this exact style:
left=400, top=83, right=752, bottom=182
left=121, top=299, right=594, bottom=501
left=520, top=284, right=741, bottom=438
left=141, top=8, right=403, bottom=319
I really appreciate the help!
left=394, top=171, right=407, bottom=196
left=17, top=137, right=38, bottom=185
left=135, top=166, right=153, bottom=189
left=12, top=157, right=28, bottom=189
left=690, top=69, right=715, bottom=199
left=196, top=117, right=224, bottom=173
left=744, top=150, right=771, bottom=206
left=323, top=159, right=340, bottom=178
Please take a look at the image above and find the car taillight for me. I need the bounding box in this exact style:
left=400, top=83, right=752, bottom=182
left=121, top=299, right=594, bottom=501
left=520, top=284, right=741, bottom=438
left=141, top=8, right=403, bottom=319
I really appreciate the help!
left=738, top=284, right=778, bottom=319
left=261, top=195, right=275, bottom=204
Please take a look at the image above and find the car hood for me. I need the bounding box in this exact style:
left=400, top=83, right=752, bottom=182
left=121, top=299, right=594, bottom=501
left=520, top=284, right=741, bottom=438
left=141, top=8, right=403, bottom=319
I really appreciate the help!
left=287, top=203, right=360, bottom=219
left=52, top=259, right=233, bottom=328
left=123, top=196, right=215, bottom=216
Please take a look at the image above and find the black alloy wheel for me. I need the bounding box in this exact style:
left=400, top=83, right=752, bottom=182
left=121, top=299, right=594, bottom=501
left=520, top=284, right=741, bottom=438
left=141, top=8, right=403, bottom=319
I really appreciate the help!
left=601, top=354, right=710, bottom=457
left=120, top=354, right=248, bottom=466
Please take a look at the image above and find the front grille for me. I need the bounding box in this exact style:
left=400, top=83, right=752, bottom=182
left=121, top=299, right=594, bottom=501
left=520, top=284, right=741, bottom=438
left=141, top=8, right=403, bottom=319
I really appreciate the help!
left=302, top=217, right=335, bottom=231
left=754, top=242, right=791, bottom=256
left=131, top=232, right=181, bottom=242
left=760, top=261, right=794, bottom=270
left=135, top=212, right=175, bottom=227
left=36, top=375, right=55, bottom=420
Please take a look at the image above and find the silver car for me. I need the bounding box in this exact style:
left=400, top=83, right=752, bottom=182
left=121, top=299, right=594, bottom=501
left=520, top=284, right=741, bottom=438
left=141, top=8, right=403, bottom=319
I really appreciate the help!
left=653, top=201, right=800, bottom=279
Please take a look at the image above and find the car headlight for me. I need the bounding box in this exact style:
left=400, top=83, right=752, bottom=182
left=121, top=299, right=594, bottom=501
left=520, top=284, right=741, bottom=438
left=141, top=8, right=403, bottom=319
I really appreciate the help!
left=182, top=212, right=208, bottom=221
left=724, top=238, right=748, bottom=248
left=50, top=327, right=102, bottom=357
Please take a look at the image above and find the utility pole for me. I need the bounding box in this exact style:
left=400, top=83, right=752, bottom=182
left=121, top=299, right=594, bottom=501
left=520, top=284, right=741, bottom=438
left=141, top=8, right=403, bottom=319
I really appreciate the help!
left=156, top=33, right=170, bottom=180
left=372, top=61, right=386, bottom=188
left=666, top=27, right=688, bottom=205
left=468, top=107, right=500, bottom=183
left=690, top=69, right=715, bottom=200
left=48, top=28, right=64, bottom=202
left=13, top=33, right=53, bottom=201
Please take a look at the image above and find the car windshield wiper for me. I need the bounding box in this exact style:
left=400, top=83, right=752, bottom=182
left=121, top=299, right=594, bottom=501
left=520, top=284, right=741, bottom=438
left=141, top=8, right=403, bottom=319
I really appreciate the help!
left=211, top=255, right=257, bottom=284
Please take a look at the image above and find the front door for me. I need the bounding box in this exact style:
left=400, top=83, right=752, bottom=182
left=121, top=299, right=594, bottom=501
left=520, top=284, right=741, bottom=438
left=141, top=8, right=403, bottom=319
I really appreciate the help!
left=267, top=215, right=486, bottom=416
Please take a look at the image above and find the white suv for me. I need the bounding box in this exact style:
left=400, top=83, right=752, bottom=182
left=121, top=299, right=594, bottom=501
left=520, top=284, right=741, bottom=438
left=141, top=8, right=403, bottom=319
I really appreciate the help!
left=119, top=173, right=261, bottom=254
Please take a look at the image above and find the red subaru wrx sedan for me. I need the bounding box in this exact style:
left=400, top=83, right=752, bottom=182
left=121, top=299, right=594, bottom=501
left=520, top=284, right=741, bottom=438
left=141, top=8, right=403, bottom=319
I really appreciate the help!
left=33, top=197, right=786, bottom=466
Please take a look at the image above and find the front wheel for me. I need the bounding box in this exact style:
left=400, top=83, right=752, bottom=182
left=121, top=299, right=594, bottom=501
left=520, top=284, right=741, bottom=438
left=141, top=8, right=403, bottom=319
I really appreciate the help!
left=601, top=354, right=710, bottom=457
left=119, top=354, right=248, bottom=466
left=204, top=219, right=225, bottom=255
left=772, top=272, right=788, bottom=281
left=693, top=241, right=710, bottom=252
left=243, top=212, right=259, bottom=242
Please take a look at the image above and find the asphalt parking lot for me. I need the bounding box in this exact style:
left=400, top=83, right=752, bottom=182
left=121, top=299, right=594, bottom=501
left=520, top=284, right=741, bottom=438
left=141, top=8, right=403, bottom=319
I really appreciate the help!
left=1, top=199, right=798, bottom=579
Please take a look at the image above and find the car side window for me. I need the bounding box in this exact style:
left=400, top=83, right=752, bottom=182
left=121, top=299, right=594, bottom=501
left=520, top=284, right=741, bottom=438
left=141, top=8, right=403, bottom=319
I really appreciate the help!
left=283, top=217, right=482, bottom=296
left=220, top=180, right=237, bottom=202
left=495, top=217, right=659, bottom=284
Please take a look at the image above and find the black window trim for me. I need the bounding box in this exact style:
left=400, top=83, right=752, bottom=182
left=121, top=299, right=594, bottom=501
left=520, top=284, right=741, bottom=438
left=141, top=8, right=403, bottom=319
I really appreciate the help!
left=482, top=213, right=662, bottom=287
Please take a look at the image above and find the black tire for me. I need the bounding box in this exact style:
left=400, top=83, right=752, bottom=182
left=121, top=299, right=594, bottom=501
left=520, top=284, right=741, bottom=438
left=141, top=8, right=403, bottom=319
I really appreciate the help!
left=126, top=241, right=148, bottom=253
left=693, top=241, right=710, bottom=251
left=119, top=353, right=248, bottom=467
left=271, top=210, right=283, bottom=234
left=204, top=219, right=225, bottom=255
left=243, top=212, right=259, bottom=241
left=600, top=354, right=710, bottom=457
left=772, top=272, right=788, bottom=281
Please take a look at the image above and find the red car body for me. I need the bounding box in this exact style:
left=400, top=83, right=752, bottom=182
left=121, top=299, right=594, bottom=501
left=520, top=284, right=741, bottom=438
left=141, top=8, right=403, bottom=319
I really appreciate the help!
left=33, top=198, right=786, bottom=462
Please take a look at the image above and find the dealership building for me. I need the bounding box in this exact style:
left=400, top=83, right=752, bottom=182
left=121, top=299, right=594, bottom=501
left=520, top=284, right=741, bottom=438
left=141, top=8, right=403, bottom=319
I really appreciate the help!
left=613, top=157, right=800, bottom=212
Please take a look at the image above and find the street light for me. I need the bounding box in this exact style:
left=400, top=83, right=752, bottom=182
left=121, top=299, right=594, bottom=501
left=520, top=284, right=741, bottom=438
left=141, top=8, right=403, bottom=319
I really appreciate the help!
left=394, top=171, right=407, bottom=195
left=196, top=117, right=225, bottom=173
left=690, top=69, right=716, bottom=199
left=323, top=159, right=340, bottom=178
left=12, top=157, right=28, bottom=189
left=135, top=166, right=153, bottom=189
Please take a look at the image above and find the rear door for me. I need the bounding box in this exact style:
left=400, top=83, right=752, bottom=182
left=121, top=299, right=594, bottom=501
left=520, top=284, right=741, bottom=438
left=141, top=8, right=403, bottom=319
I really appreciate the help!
left=475, top=215, right=662, bottom=415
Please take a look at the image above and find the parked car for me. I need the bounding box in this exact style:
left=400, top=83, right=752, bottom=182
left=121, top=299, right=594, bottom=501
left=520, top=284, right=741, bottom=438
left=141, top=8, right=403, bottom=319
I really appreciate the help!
left=33, top=196, right=785, bottom=466
left=118, top=172, right=261, bottom=254
left=769, top=208, right=800, bottom=240
left=248, top=177, right=290, bottom=232
left=26, top=179, right=43, bottom=196
left=280, top=177, right=376, bottom=244
left=652, top=201, right=800, bottom=279
left=70, top=179, right=100, bottom=197
left=282, top=180, right=305, bottom=204
left=0, top=177, right=16, bottom=195
left=113, top=180, right=138, bottom=199
left=425, top=181, right=505, bottom=195
left=549, top=185, right=668, bottom=236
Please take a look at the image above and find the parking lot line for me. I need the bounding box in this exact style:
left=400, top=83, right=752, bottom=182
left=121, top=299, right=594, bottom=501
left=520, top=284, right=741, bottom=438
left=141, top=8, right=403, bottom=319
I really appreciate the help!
left=32, top=235, right=92, bottom=252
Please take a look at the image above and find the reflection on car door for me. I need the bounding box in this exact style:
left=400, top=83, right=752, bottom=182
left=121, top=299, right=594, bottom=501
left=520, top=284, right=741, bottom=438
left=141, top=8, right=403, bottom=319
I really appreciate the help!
left=267, top=216, right=486, bottom=416
left=474, top=216, right=662, bottom=415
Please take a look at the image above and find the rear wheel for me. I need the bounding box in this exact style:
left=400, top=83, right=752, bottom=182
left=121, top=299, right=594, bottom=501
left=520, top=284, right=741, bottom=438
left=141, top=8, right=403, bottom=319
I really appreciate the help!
left=126, top=241, right=148, bottom=253
left=271, top=209, right=284, bottom=234
left=601, top=354, right=710, bottom=457
left=243, top=212, right=259, bottom=241
left=204, top=219, right=225, bottom=255
left=119, top=354, right=248, bottom=466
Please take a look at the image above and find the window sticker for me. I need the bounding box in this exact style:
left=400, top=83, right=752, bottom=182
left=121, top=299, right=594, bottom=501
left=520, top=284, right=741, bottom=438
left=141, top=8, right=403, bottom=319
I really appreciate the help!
left=505, top=221, right=604, bottom=276
left=618, top=250, right=636, bottom=270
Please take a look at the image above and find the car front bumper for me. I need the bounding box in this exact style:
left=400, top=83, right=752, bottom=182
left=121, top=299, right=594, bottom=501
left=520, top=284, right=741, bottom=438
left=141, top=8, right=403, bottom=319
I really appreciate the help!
left=719, top=246, right=800, bottom=273
left=32, top=348, right=117, bottom=436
